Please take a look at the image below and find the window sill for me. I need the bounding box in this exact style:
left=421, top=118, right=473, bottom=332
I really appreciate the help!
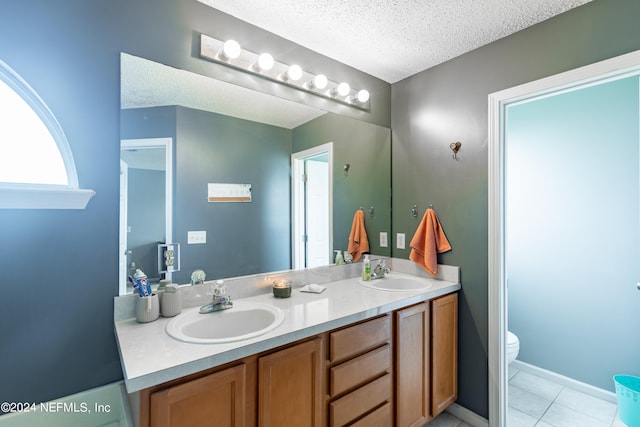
left=0, top=185, right=95, bottom=209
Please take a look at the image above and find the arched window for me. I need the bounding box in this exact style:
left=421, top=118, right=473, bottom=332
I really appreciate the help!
left=0, top=59, right=94, bottom=209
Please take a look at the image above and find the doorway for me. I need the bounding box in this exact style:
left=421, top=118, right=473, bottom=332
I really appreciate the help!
left=488, top=50, right=640, bottom=427
left=292, top=142, right=333, bottom=269
left=119, top=138, right=173, bottom=295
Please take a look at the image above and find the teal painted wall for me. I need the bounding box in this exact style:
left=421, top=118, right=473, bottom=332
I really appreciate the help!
left=507, top=76, right=640, bottom=392
left=127, top=168, right=166, bottom=282
left=174, top=106, right=292, bottom=282
left=391, top=0, right=640, bottom=416
left=123, top=105, right=293, bottom=283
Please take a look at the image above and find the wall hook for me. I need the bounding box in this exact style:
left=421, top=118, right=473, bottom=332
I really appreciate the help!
left=450, top=141, right=462, bottom=160
left=369, top=206, right=375, bottom=217
left=411, top=205, right=418, bottom=217
left=343, top=163, right=350, bottom=176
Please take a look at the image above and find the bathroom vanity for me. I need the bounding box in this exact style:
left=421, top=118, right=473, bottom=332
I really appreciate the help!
left=114, top=262, right=460, bottom=427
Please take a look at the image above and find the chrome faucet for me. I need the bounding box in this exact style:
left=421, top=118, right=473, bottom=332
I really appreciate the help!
left=199, top=280, right=233, bottom=313
left=371, top=259, right=391, bottom=279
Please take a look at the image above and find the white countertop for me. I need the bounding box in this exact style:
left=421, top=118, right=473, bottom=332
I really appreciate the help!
left=115, top=272, right=460, bottom=393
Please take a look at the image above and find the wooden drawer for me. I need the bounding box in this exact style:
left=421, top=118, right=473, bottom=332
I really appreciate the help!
left=329, top=373, right=391, bottom=427
left=350, top=402, right=392, bottom=427
left=330, top=344, right=391, bottom=397
left=329, top=315, right=391, bottom=363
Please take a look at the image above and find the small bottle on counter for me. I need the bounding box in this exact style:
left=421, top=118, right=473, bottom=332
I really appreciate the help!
left=362, top=254, right=372, bottom=281
left=334, top=250, right=344, bottom=265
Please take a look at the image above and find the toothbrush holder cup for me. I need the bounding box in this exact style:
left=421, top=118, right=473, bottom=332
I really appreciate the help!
left=135, top=293, right=160, bottom=323
left=161, top=290, right=182, bottom=317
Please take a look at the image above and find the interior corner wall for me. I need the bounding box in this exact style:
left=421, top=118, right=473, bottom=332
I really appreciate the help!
left=292, top=114, right=392, bottom=258
left=390, top=0, right=640, bottom=417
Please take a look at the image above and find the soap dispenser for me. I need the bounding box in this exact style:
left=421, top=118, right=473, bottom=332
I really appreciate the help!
left=362, top=254, right=372, bottom=281
left=334, top=250, right=344, bottom=265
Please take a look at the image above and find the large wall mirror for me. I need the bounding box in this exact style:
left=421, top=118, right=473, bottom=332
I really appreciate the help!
left=119, top=52, right=391, bottom=294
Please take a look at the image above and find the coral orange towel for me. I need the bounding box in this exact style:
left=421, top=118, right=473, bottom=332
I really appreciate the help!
left=348, top=210, right=369, bottom=262
left=409, top=208, right=451, bottom=276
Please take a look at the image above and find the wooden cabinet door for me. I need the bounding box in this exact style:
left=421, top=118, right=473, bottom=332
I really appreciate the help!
left=258, top=338, right=323, bottom=427
left=150, top=363, right=246, bottom=427
left=395, top=302, right=430, bottom=427
left=431, top=293, right=458, bottom=417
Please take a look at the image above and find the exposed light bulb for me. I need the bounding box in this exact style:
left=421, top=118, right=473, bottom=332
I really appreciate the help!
left=356, top=89, right=370, bottom=103
left=306, top=74, right=328, bottom=90
left=287, top=64, right=303, bottom=81
left=337, top=82, right=351, bottom=97
left=221, top=39, right=241, bottom=60
left=312, top=74, right=328, bottom=90
left=257, top=53, right=274, bottom=71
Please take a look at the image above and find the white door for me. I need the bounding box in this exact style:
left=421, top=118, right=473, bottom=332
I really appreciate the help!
left=305, top=159, right=329, bottom=268
left=291, top=142, right=333, bottom=269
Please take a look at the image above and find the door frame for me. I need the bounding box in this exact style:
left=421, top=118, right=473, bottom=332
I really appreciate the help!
left=119, top=159, right=129, bottom=296
left=119, top=137, right=173, bottom=294
left=291, top=142, right=333, bottom=270
left=488, top=49, right=640, bottom=427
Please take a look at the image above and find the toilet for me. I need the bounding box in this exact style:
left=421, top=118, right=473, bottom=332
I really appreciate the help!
left=507, top=331, right=520, bottom=364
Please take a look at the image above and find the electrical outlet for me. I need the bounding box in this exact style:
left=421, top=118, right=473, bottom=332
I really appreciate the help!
left=188, top=230, right=207, bottom=244
left=380, top=232, right=388, bottom=248
left=396, top=233, right=405, bottom=249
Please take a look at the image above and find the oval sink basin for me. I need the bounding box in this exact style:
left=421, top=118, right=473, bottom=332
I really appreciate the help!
left=360, top=272, right=433, bottom=292
left=166, top=301, right=285, bottom=344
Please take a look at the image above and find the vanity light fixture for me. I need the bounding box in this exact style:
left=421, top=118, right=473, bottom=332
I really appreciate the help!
left=200, top=34, right=370, bottom=111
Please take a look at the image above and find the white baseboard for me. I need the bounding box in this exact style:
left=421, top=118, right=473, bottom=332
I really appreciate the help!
left=511, top=360, right=617, bottom=403
left=446, top=403, right=489, bottom=427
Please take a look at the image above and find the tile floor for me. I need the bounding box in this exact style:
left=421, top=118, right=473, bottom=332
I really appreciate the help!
left=424, top=411, right=471, bottom=426
left=508, top=366, right=625, bottom=427
left=423, top=365, right=627, bottom=427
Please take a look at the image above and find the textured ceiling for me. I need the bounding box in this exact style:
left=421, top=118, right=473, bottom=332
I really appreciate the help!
left=121, top=53, right=326, bottom=129
left=198, top=0, right=592, bottom=83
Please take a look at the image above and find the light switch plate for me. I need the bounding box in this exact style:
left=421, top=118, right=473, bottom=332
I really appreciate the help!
left=380, top=232, right=388, bottom=248
left=396, top=233, right=405, bottom=249
left=188, top=230, right=207, bottom=244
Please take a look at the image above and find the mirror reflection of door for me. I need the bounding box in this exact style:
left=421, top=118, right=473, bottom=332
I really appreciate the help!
left=119, top=138, right=173, bottom=294
left=119, top=159, right=129, bottom=294
left=292, top=143, right=333, bottom=269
